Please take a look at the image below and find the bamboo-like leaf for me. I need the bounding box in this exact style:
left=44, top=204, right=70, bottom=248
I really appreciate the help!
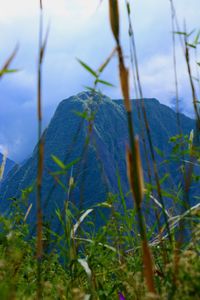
left=0, top=45, right=19, bottom=79
left=0, top=69, right=19, bottom=76
left=98, top=47, right=116, bottom=73
left=52, top=175, right=67, bottom=192
left=84, top=86, right=96, bottom=93
left=194, top=30, right=200, bottom=45
left=73, top=110, right=90, bottom=121
left=51, top=155, right=66, bottom=169
left=77, top=59, right=97, bottom=78
left=186, top=42, right=196, bottom=49
left=108, top=0, right=120, bottom=43
left=174, top=31, right=187, bottom=36
left=55, top=208, right=65, bottom=227
left=51, top=156, right=80, bottom=171
left=154, top=146, right=164, bottom=157
left=96, top=79, right=115, bottom=87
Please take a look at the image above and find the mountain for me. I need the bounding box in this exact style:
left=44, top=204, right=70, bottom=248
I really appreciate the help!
left=0, top=91, right=196, bottom=229
left=0, top=153, right=16, bottom=179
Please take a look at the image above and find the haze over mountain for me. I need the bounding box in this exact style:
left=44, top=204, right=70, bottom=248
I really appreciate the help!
left=0, top=91, right=196, bottom=228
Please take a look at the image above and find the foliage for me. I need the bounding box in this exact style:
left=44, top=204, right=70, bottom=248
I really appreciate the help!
left=0, top=193, right=199, bottom=299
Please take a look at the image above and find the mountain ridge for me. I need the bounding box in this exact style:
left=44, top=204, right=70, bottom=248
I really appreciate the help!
left=0, top=91, right=196, bottom=228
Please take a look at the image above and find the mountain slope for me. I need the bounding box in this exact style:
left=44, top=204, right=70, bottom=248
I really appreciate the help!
left=0, top=92, right=195, bottom=227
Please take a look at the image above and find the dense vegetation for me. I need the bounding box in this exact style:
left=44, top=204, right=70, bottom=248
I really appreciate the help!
left=0, top=0, right=199, bottom=299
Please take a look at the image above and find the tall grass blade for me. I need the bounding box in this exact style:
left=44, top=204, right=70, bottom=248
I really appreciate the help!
left=108, top=0, right=119, bottom=43
left=142, top=240, right=156, bottom=294
left=98, top=47, right=116, bottom=73
left=36, top=2, right=48, bottom=298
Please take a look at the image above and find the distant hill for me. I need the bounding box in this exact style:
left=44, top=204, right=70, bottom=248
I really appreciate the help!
left=0, top=91, right=196, bottom=228
left=0, top=153, right=15, bottom=179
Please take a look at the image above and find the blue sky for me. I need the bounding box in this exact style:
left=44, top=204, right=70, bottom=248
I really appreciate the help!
left=0, top=0, right=199, bottom=162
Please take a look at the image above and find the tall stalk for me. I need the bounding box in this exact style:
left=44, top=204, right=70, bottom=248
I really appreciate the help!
left=125, top=0, right=172, bottom=245
left=36, top=0, right=48, bottom=298
left=108, top=0, right=156, bottom=294
left=169, top=0, right=181, bottom=129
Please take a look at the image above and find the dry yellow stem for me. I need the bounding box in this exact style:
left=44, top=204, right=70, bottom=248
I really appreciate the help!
left=108, top=0, right=119, bottom=43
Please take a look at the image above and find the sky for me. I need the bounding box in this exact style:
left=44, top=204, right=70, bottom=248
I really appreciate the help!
left=0, top=0, right=199, bottom=162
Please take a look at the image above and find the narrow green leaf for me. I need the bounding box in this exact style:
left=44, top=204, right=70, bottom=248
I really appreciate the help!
left=0, top=44, right=19, bottom=79
left=0, top=69, right=19, bottom=76
left=49, top=170, right=67, bottom=176
left=154, top=146, right=164, bottom=157
left=51, top=155, right=65, bottom=169
left=98, top=47, right=116, bottom=73
left=77, top=59, right=97, bottom=78
left=96, top=79, right=115, bottom=87
left=174, top=31, right=187, bottom=36
left=51, top=155, right=79, bottom=171
left=73, top=110, right=90, bottom=121
left=194, top=30, right=200, bottom=45
left=159, top=173, right=170, bottom=185
left=53, top=176, right=67, bottom=192
left=64, top=158, right=80, bottom=170
left=84, top=86, right=96, bottom=93
left=186, top=42, right=196, bottom=49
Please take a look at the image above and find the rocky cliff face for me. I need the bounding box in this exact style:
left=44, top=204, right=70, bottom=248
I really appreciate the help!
left=0, top=91, right=195, bottom=228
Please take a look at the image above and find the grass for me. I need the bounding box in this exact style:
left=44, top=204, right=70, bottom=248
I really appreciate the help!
left=0, top=0, right=200, bottom=299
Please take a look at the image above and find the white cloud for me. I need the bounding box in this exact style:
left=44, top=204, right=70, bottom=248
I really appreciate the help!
left=137, top=43, right=198, bottom=116
left=0, top=0, right=99, bottom=22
